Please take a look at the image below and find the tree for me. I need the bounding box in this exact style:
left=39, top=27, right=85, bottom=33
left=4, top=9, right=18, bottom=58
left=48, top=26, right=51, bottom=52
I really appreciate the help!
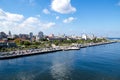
left=35, top=42, right=39, bottom=45
left=14, top=38, right=21, bottom=45
left=23, top=41, right=31, bottom=45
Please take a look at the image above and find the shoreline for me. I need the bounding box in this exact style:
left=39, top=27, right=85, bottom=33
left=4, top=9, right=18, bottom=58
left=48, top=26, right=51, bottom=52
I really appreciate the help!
left=0, top=41, right=116, bottom=60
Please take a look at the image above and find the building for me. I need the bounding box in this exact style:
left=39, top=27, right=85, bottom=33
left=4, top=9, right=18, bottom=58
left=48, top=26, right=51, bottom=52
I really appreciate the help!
left=88, top=34, right=95, bottom=40
left=36, top=31, right=44, bottom=41
left=0, top=39, right=7, bottom=43
left=81, top=34, right=87, bottom=40
left=19, top=34, right=29, bottom=40
left=0, top=32, right=7, bottom=39
left=13, top=35, right=19, bottom=39
left=0, top=42, right=17, bottom=48
left=49, top=34, right=54, bottom=38
left=8, top=31, right=13, bottom=39
left=8, top=31, right=12, bottom=37
left=29, top=32, right=33, bottom=42
left=38, top=31, right=44, bottom=39
left=58, top=34, right=66, bottom=38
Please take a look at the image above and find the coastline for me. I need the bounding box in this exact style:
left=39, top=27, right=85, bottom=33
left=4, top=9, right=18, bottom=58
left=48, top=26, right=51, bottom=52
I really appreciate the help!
left=0, top=41, right=116, bottom=60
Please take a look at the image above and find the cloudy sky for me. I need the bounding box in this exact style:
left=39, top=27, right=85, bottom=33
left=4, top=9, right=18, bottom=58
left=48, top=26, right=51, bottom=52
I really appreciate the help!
left=0, top=0, right=120, bottom=37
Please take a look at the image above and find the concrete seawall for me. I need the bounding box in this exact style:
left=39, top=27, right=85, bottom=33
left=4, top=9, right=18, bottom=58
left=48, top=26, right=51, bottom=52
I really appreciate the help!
left=0, top=41, right=116, bottom=60
left=0, top=49, right=62, bottom=60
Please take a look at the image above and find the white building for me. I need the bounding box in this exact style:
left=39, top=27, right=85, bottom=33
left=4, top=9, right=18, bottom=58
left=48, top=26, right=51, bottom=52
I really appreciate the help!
left=35, top=36, right=39, bottom=41
left=81, top=34, right=87, bottom=40
left=88, top=34, right=95, bottom=40
left=49, top=34, right=54, bottom=38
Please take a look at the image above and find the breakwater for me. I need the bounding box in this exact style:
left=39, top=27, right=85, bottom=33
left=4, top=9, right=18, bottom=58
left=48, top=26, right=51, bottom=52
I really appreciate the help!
left=0, top=41, right=116, bottom=59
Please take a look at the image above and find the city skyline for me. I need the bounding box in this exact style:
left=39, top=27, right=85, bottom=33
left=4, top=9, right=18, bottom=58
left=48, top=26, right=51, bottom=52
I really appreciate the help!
left=0, top=0, right=120, bottom=37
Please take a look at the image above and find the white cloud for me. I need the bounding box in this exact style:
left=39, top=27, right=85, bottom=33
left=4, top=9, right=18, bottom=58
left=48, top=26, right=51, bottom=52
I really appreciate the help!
left=18, top=17, right=55, bottom=30
left=63, top=17, right=75, bottom=23
left=13, top=17, right=56, bottom=33
left=0, top=9, right=24, bottom=32
left=43, top=8, right=50, bottom=14
left=0, top=9, right=24, bottom=22
left=0, top=8, right=55, bottom=34
left=51, top=0, right=76, bottom=14
left=56, top=16, right=60, bottom=20
left=41, top=22, right=56, bottom=29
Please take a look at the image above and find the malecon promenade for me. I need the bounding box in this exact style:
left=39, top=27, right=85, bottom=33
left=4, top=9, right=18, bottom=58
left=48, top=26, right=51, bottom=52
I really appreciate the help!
left=0, top=41, right=116, bottom=60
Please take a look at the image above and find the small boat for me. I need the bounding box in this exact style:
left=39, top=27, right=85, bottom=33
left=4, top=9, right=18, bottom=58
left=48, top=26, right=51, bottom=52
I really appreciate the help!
left=68, top=46, right=80, bottom=50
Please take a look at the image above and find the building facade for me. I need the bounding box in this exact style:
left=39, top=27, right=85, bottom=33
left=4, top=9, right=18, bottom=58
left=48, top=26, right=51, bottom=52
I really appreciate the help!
left=29, top=32, right=33, bottom=42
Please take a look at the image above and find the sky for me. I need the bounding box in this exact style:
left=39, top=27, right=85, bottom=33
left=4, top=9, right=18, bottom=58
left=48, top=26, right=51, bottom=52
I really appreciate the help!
left=0, top=0, right=120, bottom=37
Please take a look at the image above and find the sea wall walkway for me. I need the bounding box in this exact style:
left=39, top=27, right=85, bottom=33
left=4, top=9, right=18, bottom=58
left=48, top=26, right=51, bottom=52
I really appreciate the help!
left=0, top=41, right=116, bottom=59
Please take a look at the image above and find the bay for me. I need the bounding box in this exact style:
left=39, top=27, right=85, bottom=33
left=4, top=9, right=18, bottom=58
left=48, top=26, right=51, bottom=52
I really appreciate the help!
left=0, top=43, right=120, bottom=80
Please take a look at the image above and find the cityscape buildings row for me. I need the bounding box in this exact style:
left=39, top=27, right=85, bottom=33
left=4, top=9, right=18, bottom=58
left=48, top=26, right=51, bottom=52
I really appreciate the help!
left=0, top=31, right=97, bottom=42
left=0, top=31, right=99, bottom=48
left=0, top=31, right=96, bottom=42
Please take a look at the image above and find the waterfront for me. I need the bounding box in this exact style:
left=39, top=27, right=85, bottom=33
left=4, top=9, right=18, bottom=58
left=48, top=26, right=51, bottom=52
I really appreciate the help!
left=0, top=43, right=120, bottom=80
left=0, top=41, right=114, bottom=59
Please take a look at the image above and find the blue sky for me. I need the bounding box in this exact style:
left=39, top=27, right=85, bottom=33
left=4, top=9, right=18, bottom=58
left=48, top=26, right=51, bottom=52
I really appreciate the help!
left=0, top=0, right=120, bottom=37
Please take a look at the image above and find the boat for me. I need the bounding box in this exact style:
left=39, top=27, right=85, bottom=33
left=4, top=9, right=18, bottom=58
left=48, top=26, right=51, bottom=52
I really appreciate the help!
left=68, top=46, right=80, bottom=50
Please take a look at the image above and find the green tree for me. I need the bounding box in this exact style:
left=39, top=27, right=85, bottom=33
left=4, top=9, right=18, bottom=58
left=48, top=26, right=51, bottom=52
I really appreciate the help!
left=23, top=41, right=31, bottom=45
left=14, top=38, right=21, bottom=45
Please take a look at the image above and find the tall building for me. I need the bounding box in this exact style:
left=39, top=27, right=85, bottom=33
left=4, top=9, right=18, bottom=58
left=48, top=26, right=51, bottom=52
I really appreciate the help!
left=8, top=31, right=12, bottom=36
left=29, top=32, right=33, bottom=42
left=8, top=31, right=13, bottom=38
left=36, top=31, right=44, bottom=41
left=38, top=31, right=44, bottom=39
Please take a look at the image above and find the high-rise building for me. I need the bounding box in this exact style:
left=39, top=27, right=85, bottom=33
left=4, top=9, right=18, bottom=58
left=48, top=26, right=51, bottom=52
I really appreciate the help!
left=8, top=31, right=12, bottom=36
left=36, top=31, right=44, bottom=41
left=38, top=31, right=44, bottom=39
left=29, top=32, right=33, bottom=42
left=8, top=31, right=13, bottom=38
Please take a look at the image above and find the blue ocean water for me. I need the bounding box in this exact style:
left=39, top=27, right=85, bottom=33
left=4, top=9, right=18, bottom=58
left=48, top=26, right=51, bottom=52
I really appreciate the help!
left=0, top=43, right=120, bottom=80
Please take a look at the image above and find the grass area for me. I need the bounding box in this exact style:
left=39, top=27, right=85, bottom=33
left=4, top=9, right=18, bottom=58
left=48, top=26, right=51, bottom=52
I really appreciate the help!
left=0, top=38, right=109, bottom=52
